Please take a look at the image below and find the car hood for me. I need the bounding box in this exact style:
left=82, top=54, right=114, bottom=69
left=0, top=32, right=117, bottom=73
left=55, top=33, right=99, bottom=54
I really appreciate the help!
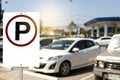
left=39, top=49, right=67, bottom=59
left=96, top=51, right=120, bottom=62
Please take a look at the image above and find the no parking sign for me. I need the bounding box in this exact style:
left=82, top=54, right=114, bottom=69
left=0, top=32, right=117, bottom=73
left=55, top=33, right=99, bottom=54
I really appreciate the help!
left=3, top=12, right=40, bottom=67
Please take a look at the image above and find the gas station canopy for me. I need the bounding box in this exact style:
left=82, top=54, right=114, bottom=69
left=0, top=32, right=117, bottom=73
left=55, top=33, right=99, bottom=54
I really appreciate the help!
left=84, top=17, right=120, bottom=37
left=84, top=17, right=120, bottom=27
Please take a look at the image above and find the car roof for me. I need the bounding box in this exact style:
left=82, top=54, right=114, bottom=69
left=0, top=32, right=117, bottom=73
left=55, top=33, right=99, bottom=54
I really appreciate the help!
left=100, top=36, right=111, bottom=38
left=40, top=37, right=53, bottom=40
left=60, top=38, right=94, bottom=41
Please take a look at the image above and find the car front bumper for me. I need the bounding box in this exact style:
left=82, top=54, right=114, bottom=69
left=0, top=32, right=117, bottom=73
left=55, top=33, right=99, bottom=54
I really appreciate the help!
left=93, top=67, right=120, bottom=79
left=30, top=67, right=58, bottom=73
left=30, top=60, right=61, bottom=74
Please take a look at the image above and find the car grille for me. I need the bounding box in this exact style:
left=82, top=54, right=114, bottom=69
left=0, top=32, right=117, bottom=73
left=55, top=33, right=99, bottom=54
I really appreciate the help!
left=34, top=63, right=46, bottom=69
left=105, top=62, right=120, bottom=70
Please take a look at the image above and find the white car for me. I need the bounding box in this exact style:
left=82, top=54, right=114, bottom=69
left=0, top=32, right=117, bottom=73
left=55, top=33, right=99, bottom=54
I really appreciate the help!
left=31, top=38, right=101, bottom=76
left=94, top=34, right=120, bottom=80
left=95, top=36, right=111, bottom=47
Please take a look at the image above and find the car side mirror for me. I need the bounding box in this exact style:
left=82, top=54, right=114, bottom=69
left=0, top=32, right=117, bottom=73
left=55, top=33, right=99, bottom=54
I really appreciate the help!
left=72, top=48, right=79, bottom=52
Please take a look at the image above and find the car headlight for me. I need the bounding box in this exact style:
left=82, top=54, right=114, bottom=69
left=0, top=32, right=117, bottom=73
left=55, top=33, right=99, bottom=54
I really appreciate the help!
left=94, top=59, right=98, bottom=67
left=94, top=60, right=104, bottom=68
left=98, top=61, right=104, bottom=68
left=48, top=56, right=63, bottom=61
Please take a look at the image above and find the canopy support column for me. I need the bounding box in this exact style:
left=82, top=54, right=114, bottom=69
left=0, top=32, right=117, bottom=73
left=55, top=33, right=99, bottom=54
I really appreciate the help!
left=104, top=24, right=108, bottom=36
left=91, top=27, right=94, bottom=37
left=96, top=26, right=99, bottom=37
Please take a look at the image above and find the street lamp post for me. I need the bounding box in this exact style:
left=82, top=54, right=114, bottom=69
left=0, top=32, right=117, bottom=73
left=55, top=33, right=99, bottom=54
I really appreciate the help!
left=69, top=0, right=81, bottom=37
left=0, top=0, right=2, bottom=23
left=69, top=0, right=73, bottom=36
left=0, top=0, right=1, bottom=13
left=77, top=17, right=81, bottom=37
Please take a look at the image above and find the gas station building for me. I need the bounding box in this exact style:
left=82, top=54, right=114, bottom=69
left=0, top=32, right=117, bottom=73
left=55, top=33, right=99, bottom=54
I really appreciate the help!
left=84, top=17, right=120, bottom=38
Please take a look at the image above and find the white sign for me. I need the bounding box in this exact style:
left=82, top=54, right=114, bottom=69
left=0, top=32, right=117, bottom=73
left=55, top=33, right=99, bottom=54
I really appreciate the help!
left=3, top=12, right=40, bottom=67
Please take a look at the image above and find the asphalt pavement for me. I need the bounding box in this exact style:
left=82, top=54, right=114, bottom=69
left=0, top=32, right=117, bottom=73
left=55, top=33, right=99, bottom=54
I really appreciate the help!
left=0, top=64, right=50, bottom=80
left=0, top=47, right=107, bottom=80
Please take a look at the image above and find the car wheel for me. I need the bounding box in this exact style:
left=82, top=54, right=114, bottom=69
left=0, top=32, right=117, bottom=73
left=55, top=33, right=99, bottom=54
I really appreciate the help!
left=59, top=61, right=70, bottom=76
left=95, top=75, right=103, bottom=80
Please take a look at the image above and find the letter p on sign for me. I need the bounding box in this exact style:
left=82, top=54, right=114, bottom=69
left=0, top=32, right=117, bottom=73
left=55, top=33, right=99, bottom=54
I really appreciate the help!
left=3, top=12, right=40, bottom=67
left=15, top=22, right=30, bottom=40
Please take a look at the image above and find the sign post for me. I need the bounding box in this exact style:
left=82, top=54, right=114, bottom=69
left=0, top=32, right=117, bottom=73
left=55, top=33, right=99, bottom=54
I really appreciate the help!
left=20, top=64, right=23, bottom=80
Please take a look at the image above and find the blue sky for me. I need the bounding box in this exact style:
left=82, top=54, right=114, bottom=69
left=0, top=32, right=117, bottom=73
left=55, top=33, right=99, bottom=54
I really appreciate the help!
left=2, top=0, right=120, bottom=27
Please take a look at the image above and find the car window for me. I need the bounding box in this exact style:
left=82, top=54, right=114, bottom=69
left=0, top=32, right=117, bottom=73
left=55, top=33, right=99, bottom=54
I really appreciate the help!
left=86, top=40, right=95, bottom=48
left=46, top=40, right=74, bottom=50
left=73, top=40, right=86, bottom=50
left=40, top=39, right=53, bottom=46
left=0, top=38, right=2, bottom=41
left=101, top=38, right=111, bottom=40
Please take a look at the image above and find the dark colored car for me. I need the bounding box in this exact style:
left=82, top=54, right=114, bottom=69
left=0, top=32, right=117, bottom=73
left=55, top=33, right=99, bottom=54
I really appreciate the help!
left=40, top=37, right=53, bottom=49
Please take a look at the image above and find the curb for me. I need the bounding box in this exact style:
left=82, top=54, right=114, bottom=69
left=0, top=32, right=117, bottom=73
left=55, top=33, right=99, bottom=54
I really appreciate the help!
left=24, top=71, right=59, bottom=80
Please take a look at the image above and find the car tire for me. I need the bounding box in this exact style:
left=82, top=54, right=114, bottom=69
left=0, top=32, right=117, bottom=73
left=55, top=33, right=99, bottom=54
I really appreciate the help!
left=95, top=75, right=103, bottom=80
left=59, top=61, right=70, bottom=76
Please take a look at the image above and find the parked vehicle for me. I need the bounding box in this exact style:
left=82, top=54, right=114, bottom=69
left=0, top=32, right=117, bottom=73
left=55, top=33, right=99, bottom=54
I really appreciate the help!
left=31, top=38, right=101, bottom=76
left=94, top=34, right=120, bottom=80
left=95, top=36, right=111, bottom=47
left=40, top=37, right=53, bottom=49
left=0, top=36, right=3, bottom=60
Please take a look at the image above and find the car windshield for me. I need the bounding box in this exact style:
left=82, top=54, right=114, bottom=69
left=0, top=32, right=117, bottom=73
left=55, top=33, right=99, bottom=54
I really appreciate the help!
left=46, top=40, right=74, bottom=50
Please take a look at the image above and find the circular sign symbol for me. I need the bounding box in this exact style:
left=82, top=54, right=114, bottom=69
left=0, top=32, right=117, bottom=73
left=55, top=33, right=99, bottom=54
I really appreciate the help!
left=5, top=14, right=37, bottom=47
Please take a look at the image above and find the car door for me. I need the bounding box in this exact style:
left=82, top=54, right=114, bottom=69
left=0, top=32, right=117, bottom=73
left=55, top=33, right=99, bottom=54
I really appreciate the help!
left=86, top=40, right=98, bottom=63
left=70, top=40, right=89, bottom=68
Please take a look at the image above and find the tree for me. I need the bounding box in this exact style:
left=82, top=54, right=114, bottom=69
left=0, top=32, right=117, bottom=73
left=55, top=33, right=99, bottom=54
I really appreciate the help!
left=43, top=26, right=53, bottom=35
left=80, top=28, right=87, bottom=37
left=67, top=21, right=77, bottom=35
